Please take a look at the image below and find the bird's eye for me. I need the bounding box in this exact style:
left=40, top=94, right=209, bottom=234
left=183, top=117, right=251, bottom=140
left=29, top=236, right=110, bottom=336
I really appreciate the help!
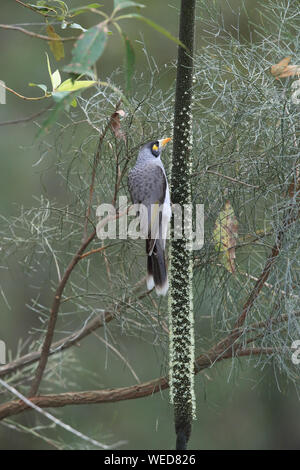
left=151, top=142, right=159, bottom=157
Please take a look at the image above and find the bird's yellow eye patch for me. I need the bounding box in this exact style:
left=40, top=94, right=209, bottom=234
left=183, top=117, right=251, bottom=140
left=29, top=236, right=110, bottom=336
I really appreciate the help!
left=152, top=144, right=159, bottom=151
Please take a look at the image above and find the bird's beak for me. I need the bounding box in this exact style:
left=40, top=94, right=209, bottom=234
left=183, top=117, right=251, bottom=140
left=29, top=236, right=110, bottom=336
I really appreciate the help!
left=159, top=137, right=171, bottom=149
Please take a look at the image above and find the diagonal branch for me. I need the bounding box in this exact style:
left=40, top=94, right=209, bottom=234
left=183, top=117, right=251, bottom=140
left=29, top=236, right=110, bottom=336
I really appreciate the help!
left=0, top=311, right=113, bottom=378
left=28, top=230, right=96, bottom=397
left=0, top=274, right=147, bottom=380
left=0, top=378, right=125, bottom=449
left=0, top=24, right=77, bottom=41
left=235, top=205, right=298, bottom=329
left=0, top=104, right=52, bottom=126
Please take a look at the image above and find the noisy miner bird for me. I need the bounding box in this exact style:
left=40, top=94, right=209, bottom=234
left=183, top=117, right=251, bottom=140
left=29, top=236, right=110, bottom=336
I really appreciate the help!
left=128, top=138, right=172, bottom=295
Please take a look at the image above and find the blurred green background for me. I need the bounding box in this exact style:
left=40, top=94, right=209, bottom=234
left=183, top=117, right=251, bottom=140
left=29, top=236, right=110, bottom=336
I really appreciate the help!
left=0, top=0, right=300, bottom=450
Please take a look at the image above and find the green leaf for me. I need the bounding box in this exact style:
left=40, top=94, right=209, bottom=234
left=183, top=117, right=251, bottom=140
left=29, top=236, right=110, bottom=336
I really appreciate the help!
left=116, top=14, right=187, bottom=49
left=52, top=69, right=62, bottom=90
left=122, top=33, right=135, bottom=92
left=46, top=52, right=53, bottom=84
left=63, top=23, right=107, bottom=75
left=51, top=91, right=78, bottom=106
left=37, top=89, right=82, bottom=138
left=28, top=83, right=48, bottom=93
left=28, top=3, right=57, bottom=15
left=51, top=90, right=71, bottom=102
left=69, top=4, right=103, bottom=16
left=113, top=1, right=145, bottom=11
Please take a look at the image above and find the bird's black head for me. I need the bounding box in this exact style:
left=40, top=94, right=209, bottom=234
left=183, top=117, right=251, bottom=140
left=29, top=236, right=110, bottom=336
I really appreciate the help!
left=142, top=138, right=171, bottom=158
left=149, top=140, right=160, bottom=157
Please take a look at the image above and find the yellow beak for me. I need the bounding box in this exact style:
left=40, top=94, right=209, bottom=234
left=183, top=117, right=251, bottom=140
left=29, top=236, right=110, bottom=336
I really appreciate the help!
left=159, top=137, right=171, bottom=148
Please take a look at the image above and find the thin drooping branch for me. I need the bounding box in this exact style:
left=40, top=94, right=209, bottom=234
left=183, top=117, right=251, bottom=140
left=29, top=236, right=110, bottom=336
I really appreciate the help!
left=29, top=102, right=126, bottom=396
left=0, top=103, right=52, bottom=126
left=83, top=101, right=122, bottom=242
left=0, top=311, right=114, bottom=378
left=0, top=24, right=77, bottom=41
left=79, top=244, right=112, bottom=259
left=0, top=272, right=146, bottom=380
left=0, top=82, right=49, bottom=101
left=205, top=170, right=260, bottom=189
left=0, top=346, right=276, bottom=421
left=29, top=230, right=97, bottom=397
left=235, top=203, right=298, bottom=329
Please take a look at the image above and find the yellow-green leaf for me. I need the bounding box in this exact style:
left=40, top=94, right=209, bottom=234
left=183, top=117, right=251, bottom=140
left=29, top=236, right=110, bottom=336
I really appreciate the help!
left=57, top=79, right=96, bottom=92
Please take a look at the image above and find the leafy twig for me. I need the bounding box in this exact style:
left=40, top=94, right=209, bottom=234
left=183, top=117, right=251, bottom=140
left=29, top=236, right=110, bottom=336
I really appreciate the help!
left=0, top=82, right=49, bottom=101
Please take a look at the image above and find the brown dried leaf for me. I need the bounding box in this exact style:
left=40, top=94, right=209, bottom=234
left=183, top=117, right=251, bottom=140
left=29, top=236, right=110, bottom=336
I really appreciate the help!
left=46, top=25, right=64, bottom=61
left=213, top=200, right=239, bottom=274
left=110, top=109, right=126, bottom=141
left=271, top=57, right=300, bottom=80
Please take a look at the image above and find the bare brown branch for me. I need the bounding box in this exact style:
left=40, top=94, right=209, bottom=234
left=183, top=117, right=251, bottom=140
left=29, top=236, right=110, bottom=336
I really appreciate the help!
left=0, top=347, right=276, bottom=421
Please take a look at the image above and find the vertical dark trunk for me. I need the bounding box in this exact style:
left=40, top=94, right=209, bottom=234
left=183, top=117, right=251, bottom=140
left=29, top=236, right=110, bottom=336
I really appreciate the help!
left=169, top=0, right=196, bottom=451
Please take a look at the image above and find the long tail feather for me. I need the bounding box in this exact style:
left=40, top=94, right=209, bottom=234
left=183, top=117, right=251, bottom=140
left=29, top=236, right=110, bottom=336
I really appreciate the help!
left=146, top=239, right=168, bottom=295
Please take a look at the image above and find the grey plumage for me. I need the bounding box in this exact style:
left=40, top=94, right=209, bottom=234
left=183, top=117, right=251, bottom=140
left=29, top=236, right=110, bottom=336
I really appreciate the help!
left=128, top=139, right=172, bottom=295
